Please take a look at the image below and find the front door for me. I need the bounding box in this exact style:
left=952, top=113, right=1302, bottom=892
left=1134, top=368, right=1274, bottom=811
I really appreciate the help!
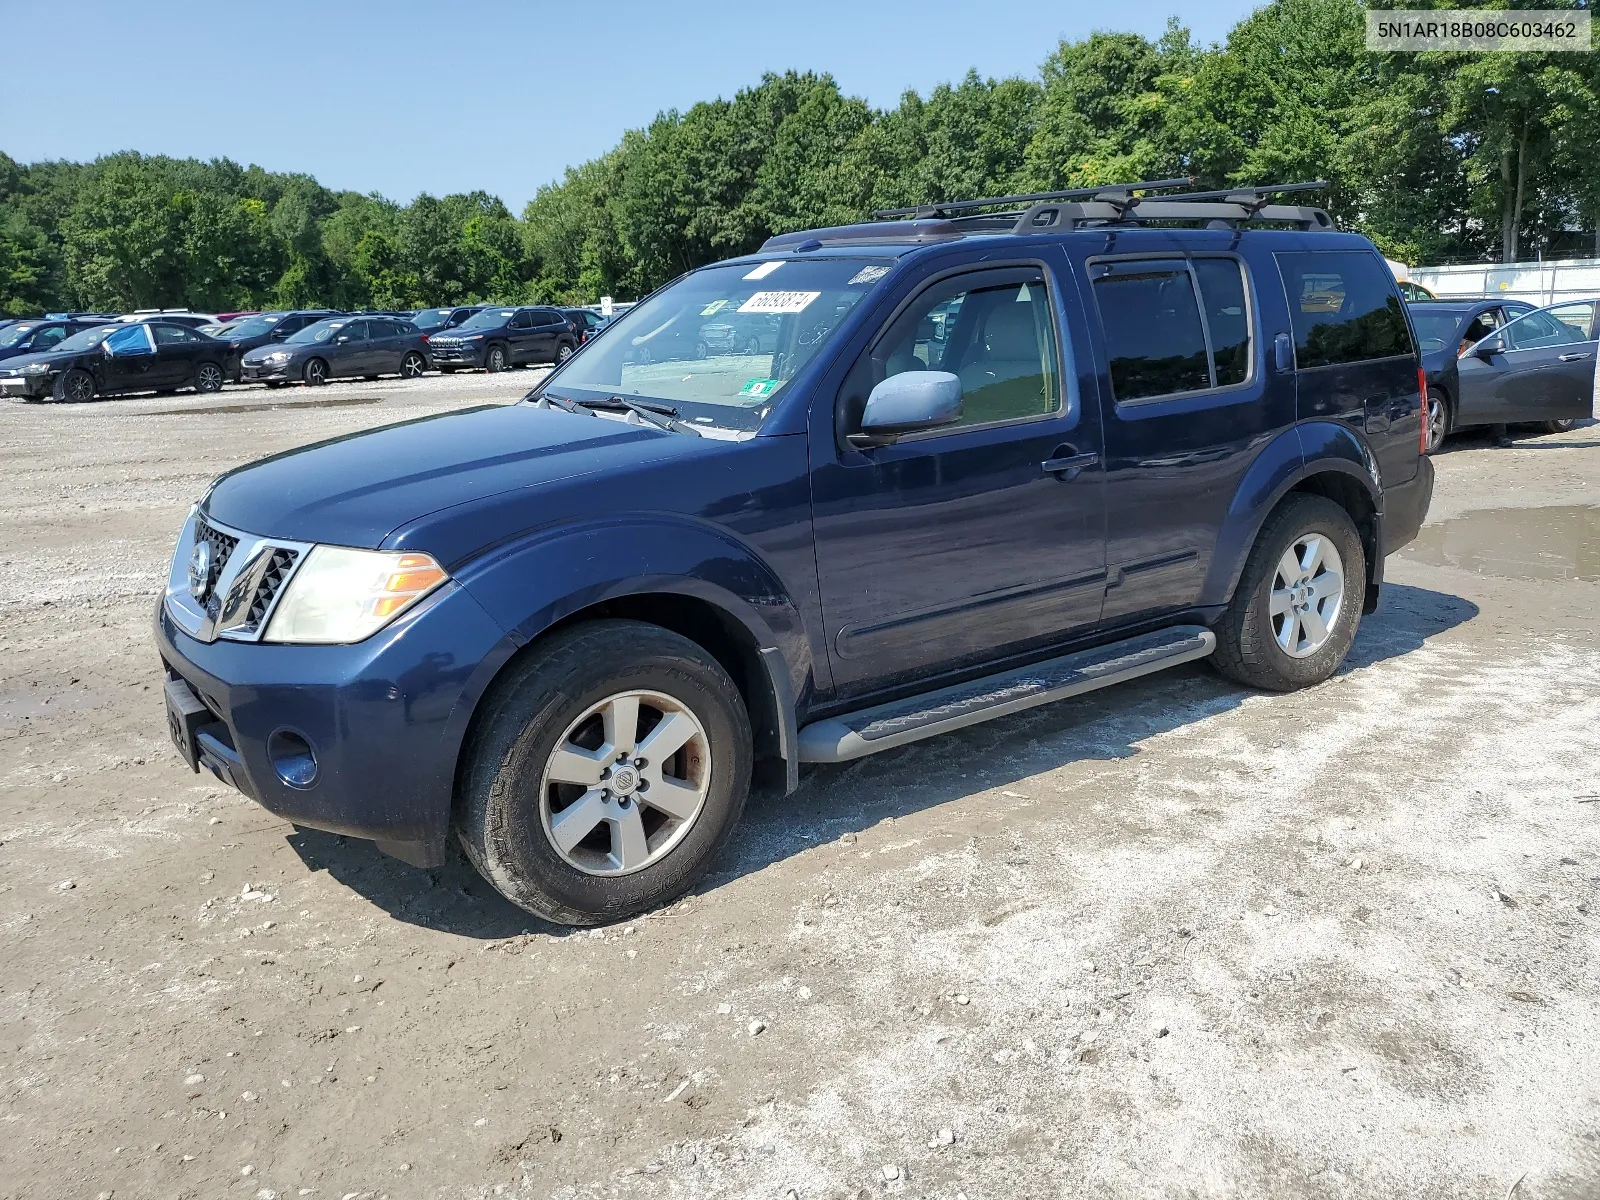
left=1458, top=302, right=1598, bottom=425
left=507, top=310, right=541, bottom=364
left=810, top=264, right=1107, bottom=697
left=101, top=323, right=159, bottom=392
left=329, top=320, right=374, bottom=377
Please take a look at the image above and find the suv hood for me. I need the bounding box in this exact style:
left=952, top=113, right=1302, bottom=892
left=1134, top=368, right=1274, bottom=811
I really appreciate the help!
left=203, top=403, right=685, bottom=547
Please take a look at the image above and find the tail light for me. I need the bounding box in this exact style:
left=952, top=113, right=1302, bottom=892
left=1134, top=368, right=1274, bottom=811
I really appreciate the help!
left=1417, top=364, right=1428, bottom=452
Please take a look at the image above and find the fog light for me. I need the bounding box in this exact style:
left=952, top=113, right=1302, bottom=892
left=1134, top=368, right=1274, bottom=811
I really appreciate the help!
left=267, top=728, right=317, bottom=789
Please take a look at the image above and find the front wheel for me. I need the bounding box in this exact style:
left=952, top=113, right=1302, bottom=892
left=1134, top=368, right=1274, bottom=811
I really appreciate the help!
left=52, top=368, right=96, bottom=403
left=1211, top=494, right=1366, bottom=692
left=1540, top=418, right=1578, bottom=435
left=1423, top=388, right=1449, bottom=454
left=195, top=362, right=224, bottom=394
left=485, top=344, right=508, bottom=373
left=400, top=351, right=426, bottom=378
left=456, top=620, right=752, bottom=926
left=303, top=358, right=328, bottom=387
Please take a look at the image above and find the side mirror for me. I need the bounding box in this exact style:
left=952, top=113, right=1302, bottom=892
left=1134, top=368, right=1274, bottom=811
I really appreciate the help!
left=335, top=335, right=350, bottom=345
left=1472, top=334, right=1505, bottom=359
left=848, top=371, right=963, bottom=448
left=269, top=329, right=287, bottom=341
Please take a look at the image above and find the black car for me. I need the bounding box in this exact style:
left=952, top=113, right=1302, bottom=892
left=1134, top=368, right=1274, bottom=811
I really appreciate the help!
left=559, top=308, right=609, bottom=344
left=427, top=306, right=579, bottom=372
left=0, top=320, right=234, bottom=401
left=216, top=310, right=345, bottom=370
left=409, top=306, right=486, bottom=335
left=0, top=317, right=114, bottom=363
left=239, top=315, right=431, bottom=387
left=1430, top=299, right=1598, bottom=447
left=1409, top=299, right=1536, bottom=450
left=698, top=311, right=781, bottom=355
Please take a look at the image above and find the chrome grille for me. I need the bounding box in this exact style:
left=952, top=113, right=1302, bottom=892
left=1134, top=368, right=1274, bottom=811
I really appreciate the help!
left=245, top=548, right=300, bottom=630
left=195, top=518, right=238, bottom=604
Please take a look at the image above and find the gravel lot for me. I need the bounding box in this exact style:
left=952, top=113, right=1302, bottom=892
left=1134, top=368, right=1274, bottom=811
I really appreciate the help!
left=2, top=376, right=1598, bottom=1200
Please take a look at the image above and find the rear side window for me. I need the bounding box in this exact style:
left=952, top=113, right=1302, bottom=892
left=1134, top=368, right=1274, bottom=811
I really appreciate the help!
left=1276, top=251, right=1413, bottom=368
left=1091, top=257, right=1254, bottom=401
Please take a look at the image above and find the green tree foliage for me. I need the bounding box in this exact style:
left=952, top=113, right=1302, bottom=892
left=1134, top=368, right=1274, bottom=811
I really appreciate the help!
left=2, top=0, right=1597, bottom=314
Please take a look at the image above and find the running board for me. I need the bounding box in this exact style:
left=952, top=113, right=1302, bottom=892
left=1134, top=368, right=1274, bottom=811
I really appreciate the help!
left=797, top=625, right=1216, bottom=763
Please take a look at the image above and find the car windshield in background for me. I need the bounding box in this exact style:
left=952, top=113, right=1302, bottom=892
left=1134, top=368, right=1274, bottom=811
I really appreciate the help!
left=457, top=308, right=517, bottom=332
left=410, top=308, right=456, bottom=330
left=225, top=314, right=284, bottom=339
left=0, top=323, right=40, bottom=347
left=287, top=319, right=346, bottom=344
left=1409, top=312, right=1463, bottom=353
left=51, top=325, right=120, bottom=353
left=533, top=257, right=895, bottom=431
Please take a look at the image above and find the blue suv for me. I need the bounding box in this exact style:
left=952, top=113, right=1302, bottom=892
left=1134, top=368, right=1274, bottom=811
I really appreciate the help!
left=156, top=181, right=1433, bottom=925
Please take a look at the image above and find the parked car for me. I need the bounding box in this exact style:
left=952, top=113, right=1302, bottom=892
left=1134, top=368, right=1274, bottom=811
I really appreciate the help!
left=1436, top=299, right=1598, bottom=445
left=156, top=182, right=1433, bottom=925
left=1396, top=280, right=1436, bottom=302
left=1408, top=299, right=1537, bottom=450
left=0, top=320, right=233, bottom=401
left=560, top=307, right=609, bottom=344
left=119, top=310, right=221, bottom=330
left=216, top=310, right=345, bottom=376
left=238, top=315, right=430, bottom=387
left=698, top=311, right=781, bottom=355
left=427, top=306, right=579, bottom=371
left=0, top=316, right=115, bottom=363
left=408, top=305, right=486, bottom=335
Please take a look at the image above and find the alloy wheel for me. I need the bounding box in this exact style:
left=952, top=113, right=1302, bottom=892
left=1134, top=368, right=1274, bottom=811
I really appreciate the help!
left=197, top=364, right=223, bottom=393
left=557, top=344, right=573, bottom=362
left=538, top=689, right=711, bottom=877
left=1269, top=535, right=1345, bottom=659
left=65, top=372, right=94, bottom=402
left=401, top=352, right=425, bottom=378
left=488, top=347, right=506, bottom=372
left=1426, top=393, right=1447, bottom=452
left=305, top=359, right=327, bottom=386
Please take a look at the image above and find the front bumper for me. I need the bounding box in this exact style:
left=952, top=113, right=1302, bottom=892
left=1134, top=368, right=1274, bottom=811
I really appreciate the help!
left=241, top=361, right=294, bottom=382
left=156, top=581, right=513, bottom=866
left=1382, top=454, right=1434, bottom=555
left=428, top=343, right=485, bottom=367
left=0, top=374, right=51, bottom=398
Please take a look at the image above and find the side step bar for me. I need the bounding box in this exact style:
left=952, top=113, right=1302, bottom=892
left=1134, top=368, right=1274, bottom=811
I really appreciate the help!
left=797, top=625, right=1216, bottom=763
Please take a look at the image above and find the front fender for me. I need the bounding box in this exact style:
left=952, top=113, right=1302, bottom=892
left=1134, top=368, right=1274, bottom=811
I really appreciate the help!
left=1200, top=421, right=1381, bottom=607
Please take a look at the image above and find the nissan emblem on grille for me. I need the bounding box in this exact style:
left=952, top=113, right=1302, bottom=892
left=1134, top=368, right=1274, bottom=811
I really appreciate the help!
left=187, top=539, right=211, bottom=600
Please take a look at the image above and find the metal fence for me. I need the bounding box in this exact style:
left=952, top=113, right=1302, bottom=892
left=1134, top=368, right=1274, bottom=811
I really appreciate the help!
left=1409, top=258, right=1600, bottom=305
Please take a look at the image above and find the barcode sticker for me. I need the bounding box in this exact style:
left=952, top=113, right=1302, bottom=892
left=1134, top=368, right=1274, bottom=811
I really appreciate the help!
left=739, top=290, right=820, bottom=314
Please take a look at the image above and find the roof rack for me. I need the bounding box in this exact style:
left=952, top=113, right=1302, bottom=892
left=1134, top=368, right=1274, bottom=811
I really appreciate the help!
left=872, top=179, right=1335, bottom=234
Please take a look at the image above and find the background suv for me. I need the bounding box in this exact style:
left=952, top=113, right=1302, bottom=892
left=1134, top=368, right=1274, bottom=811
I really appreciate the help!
left=427, top=306, right=578, bottom=371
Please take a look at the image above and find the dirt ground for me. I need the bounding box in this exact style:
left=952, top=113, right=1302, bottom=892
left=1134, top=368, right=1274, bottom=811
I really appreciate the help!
left=2, top=375, right=1597, bottom=1200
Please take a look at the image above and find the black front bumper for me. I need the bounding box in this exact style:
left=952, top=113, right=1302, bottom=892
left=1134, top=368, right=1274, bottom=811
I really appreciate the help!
left=429, top=345, right=485, bottom=367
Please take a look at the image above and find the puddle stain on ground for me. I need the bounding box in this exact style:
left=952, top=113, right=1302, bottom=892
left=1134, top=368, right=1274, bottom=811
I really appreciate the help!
left=1402, top=506, right=1600, bottom=581
left=141, top=396, right=384, bottom=417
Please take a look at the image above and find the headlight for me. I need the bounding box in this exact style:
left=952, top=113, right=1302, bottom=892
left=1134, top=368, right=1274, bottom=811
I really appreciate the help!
left=264, top=547, right=448, bottom=644
left=17, top=362, right=51, bottom=375
left=263, top=351, right=290, bottom=364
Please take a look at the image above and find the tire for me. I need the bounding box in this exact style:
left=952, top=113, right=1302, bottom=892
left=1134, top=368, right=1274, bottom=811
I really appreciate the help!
left=744, top=336, right=762, bottom=354
left=1540, top=418, right=1578, bottom=435
left=485, top=343, right=508, bottom=373
left=1423, top=388, right=1449, bottom=454
left=456, top=619, right=753, bottom=926
left=303, top=358, right=328, bottom=387
left=265, top=381, right=287, bottom=390
left=555, top=341, right=574, bottom=363
left=1211, top=494, right=1366, bottom=692
left=52, top=368, right=96, bottom=403
left=440, top=367, right=457, bottom=374
left=400, top=351, right=426, bottom=379
left=694, top=340, right=709, bottom=360
left=194, top=362, right=224, bottom=394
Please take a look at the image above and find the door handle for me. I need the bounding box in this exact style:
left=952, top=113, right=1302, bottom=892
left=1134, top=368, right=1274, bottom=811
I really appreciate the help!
left=1274, top=332, right=1295, bottom=373
left=1557, top=352, right=1592, bottom=361
left=1041, top=451, right=1099, bottom=480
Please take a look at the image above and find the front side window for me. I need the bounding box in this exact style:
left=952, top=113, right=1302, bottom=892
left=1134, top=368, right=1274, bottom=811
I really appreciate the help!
left=105, top=324, right=152, bottom=355
left=537, top=256, right=895, bottom=432
left=865, top=271, right=1061, bottom=430
left=338, top=320, right=369, bottom=342
left=32, top=326, right=67, bottom=350
left=1277, top=250, right=1413, bottom=369
left=1504, top=304, right=1594, bottom=350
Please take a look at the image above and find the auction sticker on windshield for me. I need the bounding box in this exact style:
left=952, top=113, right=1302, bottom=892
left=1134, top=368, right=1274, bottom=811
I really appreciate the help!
left=737, top=378, right=781, bottom=399
left=739, top=291, right=819, bottom=314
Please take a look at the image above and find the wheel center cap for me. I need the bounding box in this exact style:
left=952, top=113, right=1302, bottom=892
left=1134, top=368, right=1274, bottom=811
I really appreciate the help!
left=610, top=765, right=640, bottom=795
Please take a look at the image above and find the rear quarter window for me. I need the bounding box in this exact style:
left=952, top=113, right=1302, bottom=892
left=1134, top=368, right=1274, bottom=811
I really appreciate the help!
left=1276, top=250, right=1414, bottom=368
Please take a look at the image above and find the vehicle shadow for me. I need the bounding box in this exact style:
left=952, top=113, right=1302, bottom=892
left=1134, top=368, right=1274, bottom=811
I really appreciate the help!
left=281, top=582, right=1478, bottom=937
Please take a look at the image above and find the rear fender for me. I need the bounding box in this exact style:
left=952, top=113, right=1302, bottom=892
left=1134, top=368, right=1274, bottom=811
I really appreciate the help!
left=1201, top=421, right=1382, bottom=607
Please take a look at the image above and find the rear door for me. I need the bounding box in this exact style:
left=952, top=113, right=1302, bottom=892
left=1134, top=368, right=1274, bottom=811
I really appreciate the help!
left=149, top=322, right=202, bottom=387
left=1275, top=249, right=1420, bottom=488
left=367, top=319, right=406, bottom=372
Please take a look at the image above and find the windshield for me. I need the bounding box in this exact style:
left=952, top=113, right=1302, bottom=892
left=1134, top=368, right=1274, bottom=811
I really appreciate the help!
left=533, top=257, right=894, bottom=431
left=410, top=308, right=458, bottom=331
left=52, top=324, right=120, bottom=353
left=225, top=314, right=285, bottom=340
left=0, top=323, right=41, bottom=348
left=1408, top=311, right=1465, bottom=354
left=457, top=308, right=516, bottom=332
left=288, top=318, right=348, bottom=345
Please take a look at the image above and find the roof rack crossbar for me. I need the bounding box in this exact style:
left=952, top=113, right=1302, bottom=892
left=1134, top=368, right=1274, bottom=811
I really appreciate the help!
left=871, top=177, right=1194, bottom=220
left=1009, top=195, right=1334, bottom=234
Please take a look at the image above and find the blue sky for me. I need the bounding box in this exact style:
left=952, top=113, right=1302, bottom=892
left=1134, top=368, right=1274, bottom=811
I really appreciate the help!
left=2, top=0, right=1259, bottom=212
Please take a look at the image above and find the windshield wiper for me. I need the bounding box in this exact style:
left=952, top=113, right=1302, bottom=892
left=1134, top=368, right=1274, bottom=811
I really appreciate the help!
left=576, top=395, right=702, bottom=436
left=526, top=390, right=585, bottom=413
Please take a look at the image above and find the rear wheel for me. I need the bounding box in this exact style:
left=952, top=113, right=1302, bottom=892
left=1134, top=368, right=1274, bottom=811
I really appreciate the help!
left=1423, top=388, right=1449, bottom=454
left=456, top=620, right=752, bottom=926
left=1540, top=418, right=1578, bottom=435
left=52, top=369, right=96, bottom=403
left=556, top=341, right=574, bottom=363
left=195, top=362, right=224, bottom=394
left=1212, top=494, right=1366, bottom=692
left=265, top=380, right=287, bottom=390
left=400, top=351, right=426, bottom=378
left=303, top=358, right=328, bottom=387
left=485, top=344, right=508, bottom=373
